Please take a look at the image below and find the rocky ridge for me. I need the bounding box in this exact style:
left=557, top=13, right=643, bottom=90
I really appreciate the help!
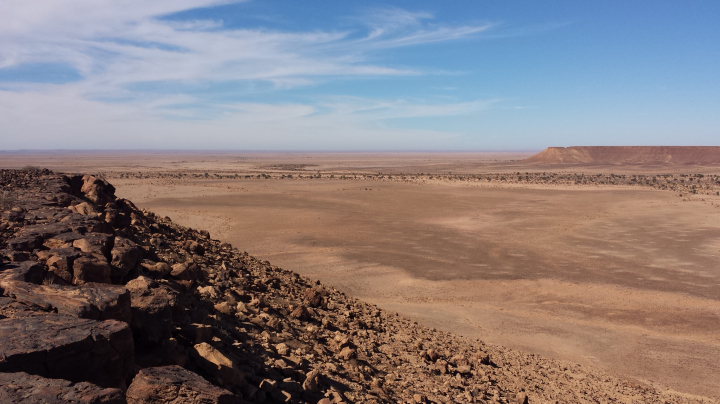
left=0, top=169, right=711, bottom=403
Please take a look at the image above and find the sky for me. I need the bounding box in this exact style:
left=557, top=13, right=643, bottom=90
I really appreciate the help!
left=1, top=0, right=719, bottom=151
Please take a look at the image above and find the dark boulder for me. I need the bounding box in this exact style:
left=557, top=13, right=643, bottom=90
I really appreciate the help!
left=0, top=372, right=125, bottom=404
left=0, top=314, right=134, bottom=389
left=126, top=365, right=239, bottom=404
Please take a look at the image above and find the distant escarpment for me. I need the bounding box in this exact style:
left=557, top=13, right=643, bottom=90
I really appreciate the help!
left=525, top=146, right=720, bottom=166
left=0, top=169, right=710, bottom=403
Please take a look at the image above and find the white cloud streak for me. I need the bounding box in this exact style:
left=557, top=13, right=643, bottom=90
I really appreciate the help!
left=0, top=1, right=495, bottom=149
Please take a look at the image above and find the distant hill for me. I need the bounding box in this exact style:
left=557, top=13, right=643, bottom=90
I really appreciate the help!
left=524, top=146, right=720, bottom=166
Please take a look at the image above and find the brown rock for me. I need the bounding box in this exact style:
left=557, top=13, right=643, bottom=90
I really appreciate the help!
left=214, top=301, right=234, bottom=315
left=6, top=234, right=43, bottom=251
left=169, top=262, right=200, bottom=288
left=0, top=314, right=134, bottom=389
left=140, top=259, right=171, bottom=278
left=73, top=253, right=112, bottom=285
left=110, top=237, right=140, bottom=278
left=338, top=346, right=357, bottom=361
left=0, top=296, right=47, bottom=318
left=126, top=365, right=239, bottom=404
left=0, top=261, right=47, bottom=284
left=170, top=262, right=199, bottom=280
left=45, top=248, right=81, bottom=284
left=456, top=365, right=472, bottom=374
left=290, top=305, right=311, bottom=321
left=189, top=342, right=244, bottom=388
left=515, top=392, right=529, bottom=404
left=71, top=202, right=99, bottom=216
left=303, top=286, right=324, bottom=308
left=81, top=175, right=116, bottom=206
left=43, top=232, right=83, bottom=249
left=125, top=276, right=177, bottom=344
left=74, top=232, right=114, bottom=256
left=0, top=281, right=130, bottom=322
left=182, top=240, right=205, bottom=255
left=6, top=250, right=30, bottom=262
left=0, top=372, right=125, bottom=404
left=276, top=342, right=290, bottom=356
left=303, top=369, right=321, bottom=392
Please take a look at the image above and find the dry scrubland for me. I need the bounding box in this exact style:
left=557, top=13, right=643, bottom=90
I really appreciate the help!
left=2, top=149, right=720, bottom=402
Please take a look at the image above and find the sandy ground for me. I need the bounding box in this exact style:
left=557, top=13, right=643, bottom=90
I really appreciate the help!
left=3, top=151, right=720, bottom=399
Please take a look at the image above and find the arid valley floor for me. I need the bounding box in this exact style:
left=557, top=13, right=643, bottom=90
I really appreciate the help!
left=3, top=149, right=720, bottom=400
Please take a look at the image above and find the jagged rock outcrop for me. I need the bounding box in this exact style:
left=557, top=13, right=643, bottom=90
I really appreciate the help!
left=0, top=314, right=134, bottom=389
left=127, top=365, right=239, bottom=404
left=0, top=169, right=711, bottom=403
left=0, top=372, right=125, bottom=404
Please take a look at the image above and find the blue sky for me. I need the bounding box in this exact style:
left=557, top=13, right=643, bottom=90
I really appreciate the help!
left=1, top=0, right=718, bottom=150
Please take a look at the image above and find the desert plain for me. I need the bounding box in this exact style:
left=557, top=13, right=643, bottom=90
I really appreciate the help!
left=3, top=148, right=720, bottom=400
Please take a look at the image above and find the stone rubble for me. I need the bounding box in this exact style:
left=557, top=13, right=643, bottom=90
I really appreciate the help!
left=0, top=169, right=712, bottom=403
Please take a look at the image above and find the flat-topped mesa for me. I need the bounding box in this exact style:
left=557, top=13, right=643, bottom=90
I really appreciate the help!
left=0, top=168, right=712, bottom=404
left=524, top=146, right=720, bottom=165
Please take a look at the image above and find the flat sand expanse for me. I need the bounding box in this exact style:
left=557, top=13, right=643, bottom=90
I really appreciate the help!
left=4, top=151, right=720, bottom=398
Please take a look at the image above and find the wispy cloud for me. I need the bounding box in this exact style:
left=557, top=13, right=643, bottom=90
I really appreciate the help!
left=0, top=1, right=497, bottom=149
left=0, top=1, right=489, bottom=91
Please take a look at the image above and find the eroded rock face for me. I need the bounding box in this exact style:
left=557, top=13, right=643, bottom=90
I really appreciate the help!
left=110, top=237, right=140, bottom=279
left=0, top=314, right=134, bottom=389
left=80, top=175, right=116, bottom=206
left=0, top=281, right=130, bottom=322
left=126, top=365, right=239, bottom=404
left=73, top=253, right=113, bottom=285
left=0, top=372, right=126, bottom=404
left=125, top=276, right=176, bottom=344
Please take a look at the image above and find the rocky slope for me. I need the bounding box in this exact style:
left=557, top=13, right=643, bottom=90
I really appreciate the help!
left=0, top=169, right=711, bottom=403
left=524, top=146, right=720, bottom=166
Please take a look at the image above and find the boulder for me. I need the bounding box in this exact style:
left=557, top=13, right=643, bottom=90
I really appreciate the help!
left=72, top=202, right=102, bottom=216
left=0, top=261, right=47, bottom=284
left=125, top=276, right=177, bottom=344
left=45, top=248, right=81, bottom=284
left=0, top=372, right=125, bottom=404
left=182, top=240, right=205, bottom=255
left=43, top=232, right=83, bottom=249
left=302, top=369, right=321, bottom=392
left=73, top=253, right=112, bottom=285
left=0, top=296, right=48, bottom=318
left=126, top=365, right=239, bottom=404
left=302, top=286, right=324, bottom=308
left=74, top=232, right=114, bottom=256
left=169, top=262, right=200, bottom=288
left=189, top=342, right=244, bottom=388
left=6, top=234, right=43, bottom=251
left=5, top=250, right=30, bottom=262
left=0, top=314, right=134, bottom=389
left=20, top=222, right=72, bottom=240
left=139, top=259, right=171, bottom=278
left=110, top=237, right=140, bottom=278
left=290, top=305, right=311, bottom=321
left=1, top=281, right=130, bottom=322
left=81, top=175, right=116, bottom=206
